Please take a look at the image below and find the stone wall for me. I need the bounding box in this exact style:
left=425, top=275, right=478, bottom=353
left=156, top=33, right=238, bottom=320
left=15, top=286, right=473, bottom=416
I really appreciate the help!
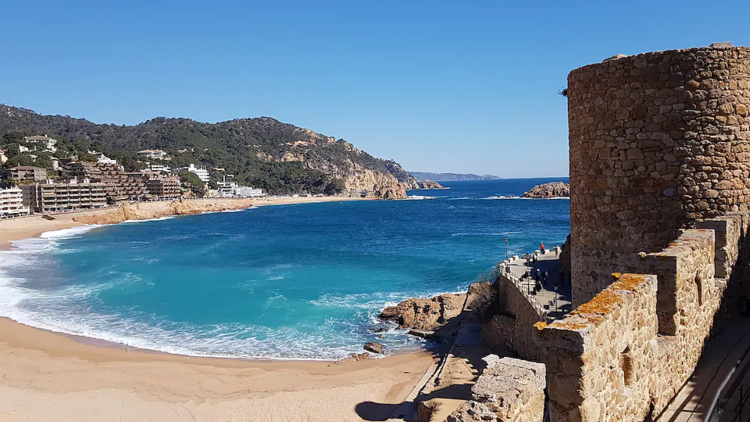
left=539, top=214, right=750, bottom=421
left=448, top=356, right=546, bottom=422
left=482, top=262, right=547, bottom=360
left=539, top=274, right=658, bottom=422
left=569, top=45, right=750, bottom=306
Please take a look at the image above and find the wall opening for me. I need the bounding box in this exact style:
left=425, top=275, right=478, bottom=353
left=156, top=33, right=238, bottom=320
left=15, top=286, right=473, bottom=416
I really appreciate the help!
left=620, top=346, right=634, bottom=387
left=696, top=272, right=704, bottom=307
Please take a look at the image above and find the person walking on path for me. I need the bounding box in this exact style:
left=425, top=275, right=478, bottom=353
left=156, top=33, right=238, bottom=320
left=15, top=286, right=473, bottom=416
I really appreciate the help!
left=540, top=242, right=545, bottom=254
left=535, top=268, right=541, bottom=282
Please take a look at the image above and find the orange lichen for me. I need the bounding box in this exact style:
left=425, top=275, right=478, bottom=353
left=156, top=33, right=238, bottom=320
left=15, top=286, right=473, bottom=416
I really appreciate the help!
left=551, top=274, right=650, bottom=330
left=611, top=272, right=622, bottom=279
left=534, top=321, right=548, bottom=330
left=552, top=320, right=589, bottom=330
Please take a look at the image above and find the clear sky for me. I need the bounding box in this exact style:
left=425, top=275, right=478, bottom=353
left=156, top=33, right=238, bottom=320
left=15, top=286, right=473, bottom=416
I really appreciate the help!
left=2, top=1, right=749, bottom=177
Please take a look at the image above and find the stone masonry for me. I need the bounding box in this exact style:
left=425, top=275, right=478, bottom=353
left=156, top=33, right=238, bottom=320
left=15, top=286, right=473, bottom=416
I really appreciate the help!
left=448, top=357, right=546, bottom=422
left=569, top=45, right=750, bottom=306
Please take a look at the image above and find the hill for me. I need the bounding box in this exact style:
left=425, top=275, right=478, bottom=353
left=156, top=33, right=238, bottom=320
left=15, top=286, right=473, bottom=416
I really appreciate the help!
left=0, top=105, right=418, bottom=195
left=407, top=171, right=501, bottom=182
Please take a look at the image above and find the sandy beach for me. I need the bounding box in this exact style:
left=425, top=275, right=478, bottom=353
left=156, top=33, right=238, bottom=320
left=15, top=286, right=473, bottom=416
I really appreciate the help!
left=0, top=195, right=433, bottom=421
left=0, top=195, right=363, bottom=250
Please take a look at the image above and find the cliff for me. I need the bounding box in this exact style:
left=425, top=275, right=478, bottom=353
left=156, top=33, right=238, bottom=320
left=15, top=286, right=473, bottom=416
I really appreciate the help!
left=73, top=199, right=254, bottom=225
left=522, top=182, right=569, bottom=198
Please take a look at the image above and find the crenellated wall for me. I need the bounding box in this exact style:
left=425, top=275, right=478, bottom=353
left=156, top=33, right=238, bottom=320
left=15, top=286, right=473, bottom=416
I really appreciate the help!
left=540, top=212, right=750, bottom=422
left=569, top=45, right=750, bottom=306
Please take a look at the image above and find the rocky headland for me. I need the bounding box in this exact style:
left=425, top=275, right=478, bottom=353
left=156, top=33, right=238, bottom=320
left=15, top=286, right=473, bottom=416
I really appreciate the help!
left=522, top=182, right=570, bottom=198
left=73, top=199, right=256, bottom=225
left=418, top=180, right=449, bottom=190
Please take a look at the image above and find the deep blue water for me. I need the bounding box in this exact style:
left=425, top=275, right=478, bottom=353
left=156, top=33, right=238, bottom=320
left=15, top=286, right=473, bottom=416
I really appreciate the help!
left=0, top=178, right=569, bottom=360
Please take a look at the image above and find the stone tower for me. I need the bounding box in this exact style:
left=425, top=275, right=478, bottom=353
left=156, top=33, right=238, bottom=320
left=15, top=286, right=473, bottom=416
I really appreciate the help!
left=568, top=44, right=750, bottom=306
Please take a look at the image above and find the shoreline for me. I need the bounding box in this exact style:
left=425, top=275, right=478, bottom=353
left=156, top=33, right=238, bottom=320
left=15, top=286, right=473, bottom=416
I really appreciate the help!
left=0, top=195, right=434, bottom=421
left=0, top=195, right=364, bottom=251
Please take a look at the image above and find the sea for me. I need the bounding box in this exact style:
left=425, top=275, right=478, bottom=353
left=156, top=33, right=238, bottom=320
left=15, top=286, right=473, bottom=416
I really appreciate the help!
left=0, top=178, right=570, bottom=360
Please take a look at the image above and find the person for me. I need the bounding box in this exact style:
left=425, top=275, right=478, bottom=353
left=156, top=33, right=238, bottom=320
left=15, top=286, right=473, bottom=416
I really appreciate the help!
left=540, top=242, right=545, bottom=254
left=533, top=254, right=538, bottom=266
left=536, top=268, right=541, bottom=282
left=555, top=245, right=560, bottom=256
left=543, top=270, right=549, bottom=284
left=535, top=279, right=542, bottom=293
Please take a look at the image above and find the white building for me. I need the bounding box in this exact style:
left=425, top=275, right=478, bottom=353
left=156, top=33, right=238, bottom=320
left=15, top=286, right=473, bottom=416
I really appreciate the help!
left=89, top=150, right=117, bottom=165
left=137, top=149, right=167, bottom=160
left=146, top=163, right=171, bottom=173
left=236, top=186, right=265, bottom=197
left=187, top=164, right=210, bottom=183
left=0, top=187, right=30, bottom=218
left=23, top=135, right=57, bottom=152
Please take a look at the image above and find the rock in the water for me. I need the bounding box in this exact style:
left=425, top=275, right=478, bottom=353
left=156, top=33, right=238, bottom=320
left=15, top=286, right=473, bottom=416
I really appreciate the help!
left=365, top=183, right=408, bottom=200
left=522, top=182, right=570, bottom=198
left=379, top=293, right=466, bottom=330
left=364, top=342, right=384, bottom=354
left=419, top=180, right=449, bottom=190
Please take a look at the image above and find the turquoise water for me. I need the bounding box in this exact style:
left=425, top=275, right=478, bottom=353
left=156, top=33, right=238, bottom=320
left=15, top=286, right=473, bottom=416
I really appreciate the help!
left=0, top=179, right=569, bottom=360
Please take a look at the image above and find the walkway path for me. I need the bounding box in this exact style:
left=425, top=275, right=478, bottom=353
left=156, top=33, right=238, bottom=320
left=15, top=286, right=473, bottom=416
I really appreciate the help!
left=655, top=315, right=750, bottom=422
left=505, top=251, right=572, bottom=320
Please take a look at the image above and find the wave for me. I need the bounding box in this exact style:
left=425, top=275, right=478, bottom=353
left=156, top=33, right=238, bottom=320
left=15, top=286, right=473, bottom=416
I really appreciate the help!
left=120, top=216, right=177, bottom=224
left=451, top=231, right=520, bottom=237
left=406, top=195, right=437, bottom=200
left=39, top=224, right=104, bottom=239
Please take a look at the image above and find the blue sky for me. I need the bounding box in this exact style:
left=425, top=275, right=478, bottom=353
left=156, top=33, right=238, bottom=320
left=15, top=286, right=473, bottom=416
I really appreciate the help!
left=2, top=1, right=749, bottom=177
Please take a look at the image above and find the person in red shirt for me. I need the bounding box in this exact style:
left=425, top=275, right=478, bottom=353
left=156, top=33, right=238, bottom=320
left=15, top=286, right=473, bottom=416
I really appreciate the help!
left=540, top=242, right=545, bottom=254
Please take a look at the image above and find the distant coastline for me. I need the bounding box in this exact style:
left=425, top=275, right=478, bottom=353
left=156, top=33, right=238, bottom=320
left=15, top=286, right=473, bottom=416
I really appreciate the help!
left=407, top=171, right=501, bottom=182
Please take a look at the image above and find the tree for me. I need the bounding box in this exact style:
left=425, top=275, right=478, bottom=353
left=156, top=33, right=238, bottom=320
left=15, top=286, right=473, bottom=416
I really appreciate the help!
left=324, top=178, right=346, bottom=195
left=178, top=170, right=206, bottom=197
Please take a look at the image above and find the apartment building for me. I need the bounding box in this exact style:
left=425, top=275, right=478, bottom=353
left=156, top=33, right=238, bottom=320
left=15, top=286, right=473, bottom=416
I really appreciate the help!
left=0, top=187, right=30, bottom=217
left=62, top=161, right=147, bottom=201
left=137, top=149, right=167, bottom=160
left=8, top=166, right=47, bottom=181
left=21, top=179, right=109, bottom=213
left=146, top=176, right=181, bottom=200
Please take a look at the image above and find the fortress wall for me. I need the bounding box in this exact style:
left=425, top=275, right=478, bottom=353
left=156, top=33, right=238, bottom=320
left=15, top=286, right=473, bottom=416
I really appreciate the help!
left=540, top=274, right=658, bottom=422
left=541, top=217, right=750, bottom=421
left=483, top=265, right=547, bottom=360
left=569, top=45, right=750, bottom=306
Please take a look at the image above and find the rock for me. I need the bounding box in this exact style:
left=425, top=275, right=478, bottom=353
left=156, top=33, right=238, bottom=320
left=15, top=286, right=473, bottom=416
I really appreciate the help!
left=364, top=183, right=408, bottom=200
left=465, top=282, right=497, bottom=320
left=369, top=326, right=388, bottom=333
left=522, top=182, right=570, bottom=198
left=364, top=342, right=384, bottom=354
left=419, top=180, right=449, bottom=190
left=350, top=352, right=370, bottom=361
left=379, top=293, right=466, bottom=330
left=74, top=199, right=255, bottom=225
left=408, top=329, right=435, bottom=339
